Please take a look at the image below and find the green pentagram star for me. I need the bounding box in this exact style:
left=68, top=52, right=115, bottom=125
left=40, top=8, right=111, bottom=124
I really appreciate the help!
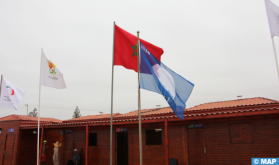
left=131, top=44, right=138, bottom=57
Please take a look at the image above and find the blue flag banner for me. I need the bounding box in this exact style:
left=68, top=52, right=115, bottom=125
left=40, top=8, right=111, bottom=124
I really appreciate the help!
left=139, top=43, right=194, bottom=119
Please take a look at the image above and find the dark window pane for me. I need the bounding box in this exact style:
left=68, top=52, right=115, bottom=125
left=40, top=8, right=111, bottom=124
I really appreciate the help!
left=146, top=129, right=162, bottom=145
left=89, top=133, right=97, bottom=146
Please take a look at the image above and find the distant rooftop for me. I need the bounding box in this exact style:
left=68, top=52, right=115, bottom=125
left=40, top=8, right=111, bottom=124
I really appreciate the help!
left=0, top=114, right=62, bottom=123
left=63, top=113, right=121, bottom=122
left=187, top=97, right=279, bottom=111
left=1, top=97, right=278, bottom=124
left=116, top=107, right=173, bottom=118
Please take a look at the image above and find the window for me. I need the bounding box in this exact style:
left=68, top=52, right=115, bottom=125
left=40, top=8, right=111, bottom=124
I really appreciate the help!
left=0, top=128, right=2, bottom=134
left=229, top=123, right=252, bottom=144
left=89, top=133, right=97, bottom=146
left=146, top=129, right=162, bottom=145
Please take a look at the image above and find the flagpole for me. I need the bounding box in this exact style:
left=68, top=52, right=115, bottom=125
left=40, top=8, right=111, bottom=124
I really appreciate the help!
left=110, top=21, right=116, bottom=165
left=0, top=75, right=3, bottom=100
left=137, top=31, right=143, bottom=165
left=37, top=48, right=43, bottom=165
left=271, top=36, right=279, bottom=80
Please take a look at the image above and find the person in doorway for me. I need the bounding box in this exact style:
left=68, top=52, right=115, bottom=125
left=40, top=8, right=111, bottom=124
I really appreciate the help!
left=53, top=141, right=62, bottom=165
left=42, top=140, right=49, bottom=165
left=66, top=149, right=81, bottom=165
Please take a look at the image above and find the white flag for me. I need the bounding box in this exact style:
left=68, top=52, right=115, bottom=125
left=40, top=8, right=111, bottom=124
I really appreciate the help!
left=265, top=0, right=279, bottom=37
left=41, top=50, right=67, bottom=89
left=0, top=77, right=26, bottom=110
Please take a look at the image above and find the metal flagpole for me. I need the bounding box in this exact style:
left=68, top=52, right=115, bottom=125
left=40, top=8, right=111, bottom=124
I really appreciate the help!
left=271, top=36, right=279, bottom=81
left=110, top=21, right=116, bottom=165
left=0, top=75, right=3, bottom=100
left=37, top=48, right=43, bottom=165
left=137, top=31, right=143, bottom=165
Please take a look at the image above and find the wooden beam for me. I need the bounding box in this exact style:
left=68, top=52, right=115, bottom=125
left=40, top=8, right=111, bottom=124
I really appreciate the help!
left=20, top=109, right=279, bottom=130
left=164, top=119, right=169, bottom=165
left=39, top=126, right=44, bottom=165
left=20, top=124, right=87, bottom=129
left=86, top=124, right=89, bottom=165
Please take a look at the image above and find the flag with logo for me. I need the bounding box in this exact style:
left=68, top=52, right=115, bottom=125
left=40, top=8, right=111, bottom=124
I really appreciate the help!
left=41, top=50, right=66, bottom=89
left=265, top=0, right=279, bottom=37
left=114, top=25, right=164, bottom=72
left=0, top=77, right=26, bottom=110
left=139, top=43, right=194, bottom=119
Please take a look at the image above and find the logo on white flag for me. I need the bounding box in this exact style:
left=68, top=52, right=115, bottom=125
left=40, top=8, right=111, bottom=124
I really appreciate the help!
left=47, top=60, right=56, bottom=75
left=6, top=86, right=14, bottom=95
left=41, top=50, right=66, bottom=89
left=0, top=77, right=26, bottom=110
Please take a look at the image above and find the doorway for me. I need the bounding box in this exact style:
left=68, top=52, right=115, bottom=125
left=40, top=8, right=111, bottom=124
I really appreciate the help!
left=64, top=133, right=74, bottom=163
left=116, top=132, right=128, bottom=165
left=188, top=129, right=207, bottom=165
left=2, top=134, right=15, bottom=165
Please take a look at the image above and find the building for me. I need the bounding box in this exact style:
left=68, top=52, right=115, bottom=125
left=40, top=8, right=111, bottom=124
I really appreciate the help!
left=1, top=97, right=279, bottom=165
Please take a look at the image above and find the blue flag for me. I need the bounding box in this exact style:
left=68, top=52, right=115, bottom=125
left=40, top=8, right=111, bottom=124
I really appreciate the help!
left=139, top=43, right=194, bottom=119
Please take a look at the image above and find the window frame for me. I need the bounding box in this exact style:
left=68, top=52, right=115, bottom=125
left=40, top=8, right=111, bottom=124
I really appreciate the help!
left=229, top=123, right=253, bottom=144
left=145, top=128, right=163, bottom=145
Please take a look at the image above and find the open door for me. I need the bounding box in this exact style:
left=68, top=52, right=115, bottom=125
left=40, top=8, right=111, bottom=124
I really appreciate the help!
left=116, top=132, right=128, bottom=165
left=2, top=134, right=15, bottom=165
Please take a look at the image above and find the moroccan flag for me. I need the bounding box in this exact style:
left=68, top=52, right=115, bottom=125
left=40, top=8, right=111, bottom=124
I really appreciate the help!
left=0, top=77, right=26, bottom=110
left=114, top=25, right=164, bottom=72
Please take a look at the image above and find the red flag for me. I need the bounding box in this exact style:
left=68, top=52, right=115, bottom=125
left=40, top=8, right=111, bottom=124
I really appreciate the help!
left=114, top=25, right=164, bottom=72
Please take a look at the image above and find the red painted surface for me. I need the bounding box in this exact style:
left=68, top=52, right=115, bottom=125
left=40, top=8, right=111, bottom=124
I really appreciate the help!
left=88, top=126, right=111, bottom=165
left=130, top=123, right=166, bottom=165
left=0, top=121, right=19, bottom=165
left=168, top=125, right=184, bottom=164
left=63, top=133, right=73, bottom=163
left=203, top=117, right=279, bottom=165
left=44, top=129, right=62, bottom=165
left=188, top=128, right=207, bottom=165
left=2, top=97, right=279, bottom=165
left=181, top=125, right=189, bottom=165
left=86, top=124, right=88, bottom=165
left=39, top=127, right=44, bottom=165
left=164, top=120, right=169, bottom=165
left=18, top=129, right=38, bottom=165
left=3, top=134, right=15, bottom=165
